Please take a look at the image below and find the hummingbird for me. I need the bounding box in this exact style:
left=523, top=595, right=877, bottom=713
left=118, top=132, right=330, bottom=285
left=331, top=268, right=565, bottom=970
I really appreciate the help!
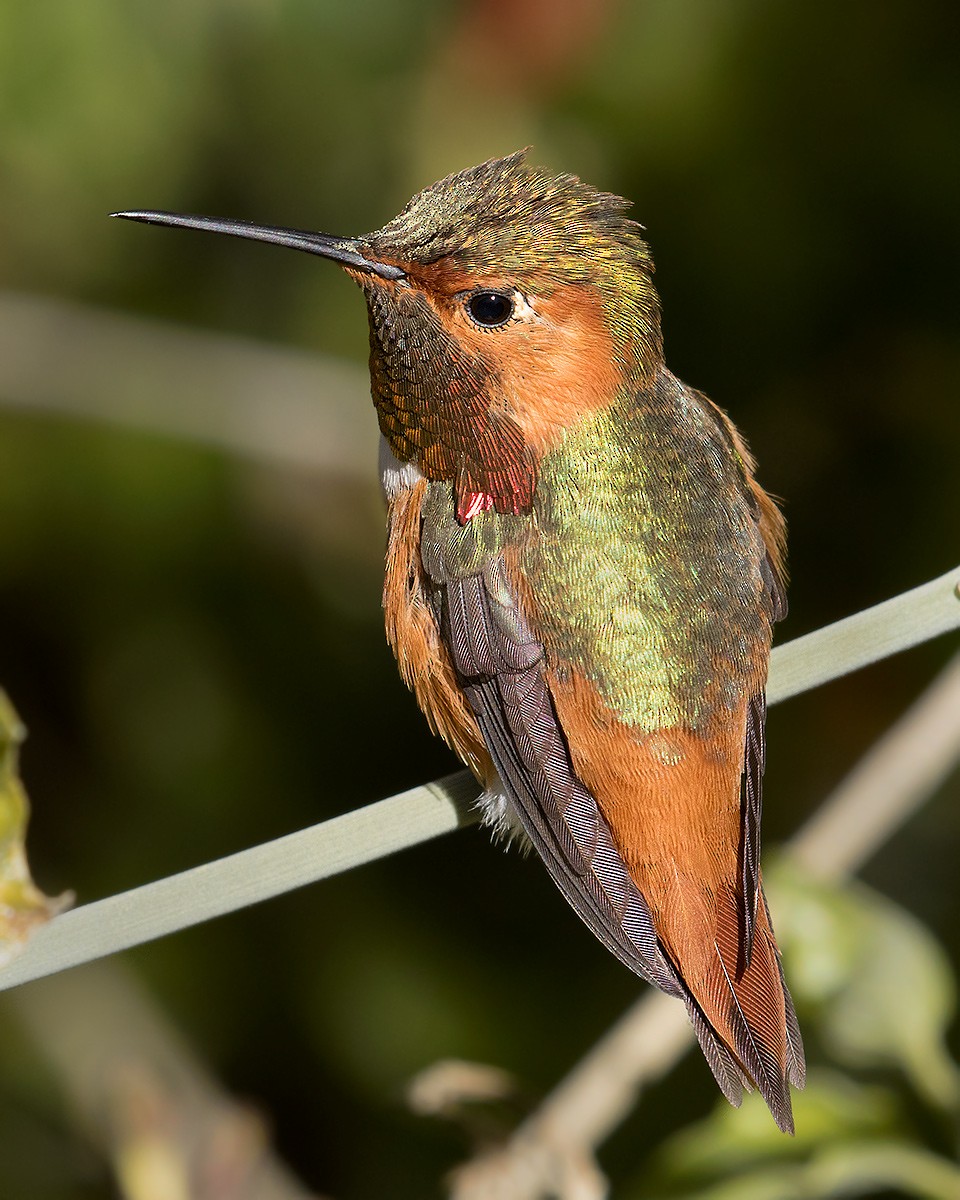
left=113, top=151, right=804, bottom=1131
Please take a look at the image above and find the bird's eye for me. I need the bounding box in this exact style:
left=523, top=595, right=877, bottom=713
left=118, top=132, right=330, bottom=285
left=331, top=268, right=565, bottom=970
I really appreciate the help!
left=467, top=291, right=514, bottom=327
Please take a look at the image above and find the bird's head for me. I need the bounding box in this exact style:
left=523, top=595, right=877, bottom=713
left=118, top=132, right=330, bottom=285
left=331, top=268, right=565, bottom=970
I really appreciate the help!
left=115, top=152, right=662, bottom=521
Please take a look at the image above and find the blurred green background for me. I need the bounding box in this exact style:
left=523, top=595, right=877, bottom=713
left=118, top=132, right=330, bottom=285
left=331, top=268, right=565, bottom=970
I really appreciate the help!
left=0, top=1, right=958, bottom=1196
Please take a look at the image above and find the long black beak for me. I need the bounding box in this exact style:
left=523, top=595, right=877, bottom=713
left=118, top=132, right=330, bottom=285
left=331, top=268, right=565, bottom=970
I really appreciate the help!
left=110, top=211, right=406, bottom=281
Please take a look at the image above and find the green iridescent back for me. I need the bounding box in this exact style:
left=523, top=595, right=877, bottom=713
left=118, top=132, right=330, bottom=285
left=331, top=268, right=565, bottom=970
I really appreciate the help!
left=523, top=371, right=773, bottom=733
left=419, top=368, right=773, bottom=735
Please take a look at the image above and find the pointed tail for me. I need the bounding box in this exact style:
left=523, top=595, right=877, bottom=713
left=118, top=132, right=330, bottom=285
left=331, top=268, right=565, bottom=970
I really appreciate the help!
left=662, top=876, right=805, bottom=1132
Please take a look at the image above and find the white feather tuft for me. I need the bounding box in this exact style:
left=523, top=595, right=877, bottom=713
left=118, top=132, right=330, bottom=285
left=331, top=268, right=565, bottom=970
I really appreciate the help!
left=476, top=771, right=531, bottom=851
left=379, top=436, right=424, bottom=501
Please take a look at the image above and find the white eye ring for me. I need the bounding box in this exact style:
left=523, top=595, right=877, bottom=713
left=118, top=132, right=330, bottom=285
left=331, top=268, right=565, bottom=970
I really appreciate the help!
left=510, top=292, right=538, bottom=321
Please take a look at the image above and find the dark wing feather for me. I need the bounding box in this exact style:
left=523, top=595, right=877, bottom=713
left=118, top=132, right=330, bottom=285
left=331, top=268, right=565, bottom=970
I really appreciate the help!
left=739, top=548, right=786, bottom=965
left=739, top=692, right=766, bottom=964
left=440, top=565, right=752, bottom=1101
left=442, top=570, right=675, bottom=991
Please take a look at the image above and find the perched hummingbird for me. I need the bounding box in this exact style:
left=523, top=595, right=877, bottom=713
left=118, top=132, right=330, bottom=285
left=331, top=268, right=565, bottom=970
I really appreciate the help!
left=114, top=152, right=804, bottom=1131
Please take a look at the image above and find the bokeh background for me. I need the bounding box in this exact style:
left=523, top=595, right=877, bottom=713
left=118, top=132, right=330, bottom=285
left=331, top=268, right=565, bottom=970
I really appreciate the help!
left=0, top=2, right=958, bottom=1197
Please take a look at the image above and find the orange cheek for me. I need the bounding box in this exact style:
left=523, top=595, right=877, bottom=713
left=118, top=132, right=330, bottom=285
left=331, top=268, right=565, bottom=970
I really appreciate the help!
left=401, top=270, right=624, bottom=456
left=451, top=285, right=624, bottom=455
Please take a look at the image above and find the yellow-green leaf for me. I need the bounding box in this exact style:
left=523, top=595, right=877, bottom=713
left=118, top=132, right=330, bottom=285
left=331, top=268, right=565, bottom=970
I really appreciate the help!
left=0, top=691, right=68, bottom=965
left=654, top=1070, right=895, bottom=1180
left=771, top=865, right=960, bottom=1113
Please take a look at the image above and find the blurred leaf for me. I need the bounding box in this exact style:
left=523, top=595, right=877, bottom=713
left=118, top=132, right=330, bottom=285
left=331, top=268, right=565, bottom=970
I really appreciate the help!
left=772, top=866, right=960, bottom=1112
left=643, top=1141, right=960, bottom=1200
left=653, top=1070, right=895, bottom=1181
left=650, top=1073, right=957, bottom=1199
left=0, top=690, right=67, bottom=965
left=807, top=1141, right=960, bottom=1200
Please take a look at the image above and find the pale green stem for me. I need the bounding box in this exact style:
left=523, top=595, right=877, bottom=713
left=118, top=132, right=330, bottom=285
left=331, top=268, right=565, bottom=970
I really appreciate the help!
left=0, top=566, right=956, bottom=995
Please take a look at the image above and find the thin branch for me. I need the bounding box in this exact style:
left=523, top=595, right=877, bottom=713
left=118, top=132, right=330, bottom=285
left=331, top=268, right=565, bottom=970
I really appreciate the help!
left=6, top=960, right=328, bottom=1199
left=0, top=568, right=956, bottom=996
left=448, top=647, right=960, bottom=1200
left=787, top=646, right=960, bottom=880
left=0, top=290, right=374, bottom=476
left=0, top=772, right=479, bottom=993
left=766, top=567, right=960, bottom=704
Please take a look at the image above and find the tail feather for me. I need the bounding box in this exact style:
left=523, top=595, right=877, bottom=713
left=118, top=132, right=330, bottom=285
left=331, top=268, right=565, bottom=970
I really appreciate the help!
left=659, top=873, right=804, bottom=1133
left=769, top=891, right=806, bottom=1090
left=783, top=976, right=806, bottom=1091
left=684, top=996, right=749, bottom=1109
left=711, top=925, right=795, bottom=1132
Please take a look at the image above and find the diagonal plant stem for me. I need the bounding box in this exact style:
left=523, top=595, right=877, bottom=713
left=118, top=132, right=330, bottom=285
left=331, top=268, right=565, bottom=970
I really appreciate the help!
left=787, top=648, right=960, bottom=881
left=6, top=960, right=329, bottom=1200
left=0, top=772, right=481, bottom=993
left=448, top=649, right=960, bottom=1200
left=0, top=290, right=374, bottom=476
left=0, top=566, right=957, bottom=996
